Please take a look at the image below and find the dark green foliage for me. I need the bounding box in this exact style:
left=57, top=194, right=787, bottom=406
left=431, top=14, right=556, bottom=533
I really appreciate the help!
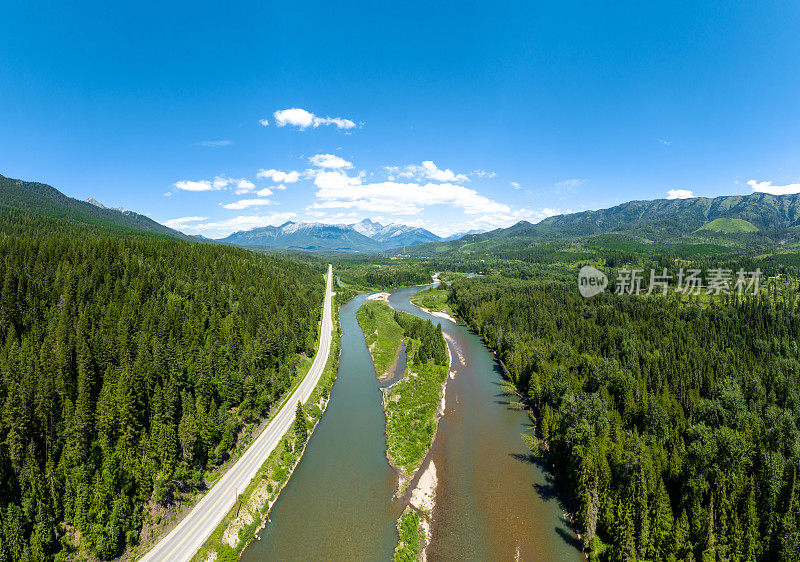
left=0, top=211, right=323, bottom=559
left=0, top=174, right=189, bottom=239
left=379, top=308, right=448, bottom=472
left=394, top=507, right=423, bottom=561
left=336, top=261, right=432, bottom=290
left=294, top=402, right=308, bottom=450
left=392, top=312, right=447, bottom=366
left=393, top=191, right=800, bottom=260
left=450, top=275, right=800, bottom=561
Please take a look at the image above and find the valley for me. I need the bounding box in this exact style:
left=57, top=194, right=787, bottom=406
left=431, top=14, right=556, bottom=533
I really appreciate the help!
left=5, top=174, right=800, bottom=561
left=218, top=218, right=467, bottom=252
left=240, top=281, right=581, bottom=561
left=4, top=5, right=799, bottom=560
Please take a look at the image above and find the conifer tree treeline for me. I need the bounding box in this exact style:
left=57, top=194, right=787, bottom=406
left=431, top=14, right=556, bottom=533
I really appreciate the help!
left=0, top=209, right=324, bottom=560
left=450, top=276, right=800, bottom=561
left=392, top=311, right=448, bottom=366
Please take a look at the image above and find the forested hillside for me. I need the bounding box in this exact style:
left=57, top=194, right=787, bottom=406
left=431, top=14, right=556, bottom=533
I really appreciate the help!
left=0, top=208, right=324, bottom=560
left=528, top=191, right=800, bottom=240
left=336, top=260, right=430, bottom=286
left=391, top=191, right=800, bottom=260
left=0, top=174, right=188, bottom=238
left=450, top=276, right=800, bottom=561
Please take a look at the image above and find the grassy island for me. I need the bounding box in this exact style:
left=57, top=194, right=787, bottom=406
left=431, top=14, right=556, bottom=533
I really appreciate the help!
left=357, top=300, right=449, bottom=561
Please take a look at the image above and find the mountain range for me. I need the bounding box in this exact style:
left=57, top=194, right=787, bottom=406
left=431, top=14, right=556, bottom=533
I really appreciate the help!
left=218, top=218, right=470, bottom=252
left=393, top=192, right=800, bottom=257
left=9, top=172, right=800, bottom=255
left=0, top=174, right=481, bottom=251
left=507, top=192, right=800, bottom=240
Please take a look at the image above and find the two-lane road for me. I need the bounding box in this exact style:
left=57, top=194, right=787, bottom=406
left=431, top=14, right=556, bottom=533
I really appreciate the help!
left=141, top=264, right=334, bottom=561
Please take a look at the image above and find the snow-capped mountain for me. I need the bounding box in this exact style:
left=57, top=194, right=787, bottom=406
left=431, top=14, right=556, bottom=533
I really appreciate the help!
left=351, top=218, right=385, bottom=238
left=442, top=229, right=483, bottom=241
left=218, top=218, right=484, bottom=252
left=220, top=221, right=382, bottom=252
left=85, top=197, right=129, bottom=214
left=350, top=218, right=442, bottom=247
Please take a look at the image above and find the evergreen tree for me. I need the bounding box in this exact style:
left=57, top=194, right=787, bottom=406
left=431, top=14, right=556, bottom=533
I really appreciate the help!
left=650, top=478, right=674, bottom=559
left=294, top=402, right=308, bottom=450
left=448, top=271, right=800, bottom=562
left=779, top=472, right=800, bottom=560
left=0, top=208, right=326, bottom=559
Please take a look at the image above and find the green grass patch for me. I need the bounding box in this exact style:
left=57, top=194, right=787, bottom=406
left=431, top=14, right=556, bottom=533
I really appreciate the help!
left=695, top=217, right=759, bottom=233
left=437, top=271, right=481, bottom=283
left=357, top=300, right=405, bottom=377
left=356, top=301, right=449, bottom=478
left=411, top=286, right=452, bottom=315
left=394, top=507, right=424, bottom=562
left=384, top=338, right=448, bottom=472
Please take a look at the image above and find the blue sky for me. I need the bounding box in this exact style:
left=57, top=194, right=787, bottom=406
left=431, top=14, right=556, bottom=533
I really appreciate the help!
left=2, top=1, right=800, bottom=237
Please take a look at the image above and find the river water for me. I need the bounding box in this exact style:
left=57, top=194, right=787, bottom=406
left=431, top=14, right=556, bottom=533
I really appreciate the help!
left=242, top=284, right=581, bottom=561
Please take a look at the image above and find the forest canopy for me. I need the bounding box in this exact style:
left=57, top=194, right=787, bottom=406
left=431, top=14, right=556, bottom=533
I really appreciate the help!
left=450, top=274, right=800, bottom=561
left=0, top=209, right=324, bottom=560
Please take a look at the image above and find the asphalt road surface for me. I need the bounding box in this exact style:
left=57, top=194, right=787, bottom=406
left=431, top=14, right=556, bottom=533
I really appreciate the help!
left=140, top=264, right=334, bottom=561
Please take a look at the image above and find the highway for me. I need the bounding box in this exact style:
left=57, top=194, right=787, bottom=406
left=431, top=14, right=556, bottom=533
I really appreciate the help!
left=140, top=264, right=334, bottom=561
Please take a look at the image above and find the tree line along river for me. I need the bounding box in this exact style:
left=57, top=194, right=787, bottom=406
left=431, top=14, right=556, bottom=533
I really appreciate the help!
left=241, top=283, right=582, bottom=561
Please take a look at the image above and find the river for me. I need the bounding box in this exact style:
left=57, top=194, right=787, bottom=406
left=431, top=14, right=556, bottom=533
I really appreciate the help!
left=241, top=284, right=581, bottom=561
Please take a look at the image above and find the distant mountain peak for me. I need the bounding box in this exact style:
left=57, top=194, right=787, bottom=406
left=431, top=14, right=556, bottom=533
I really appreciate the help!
left=352, top=217, right=385, bottom=237
left=442, top=228, right=485, bottom=241
left=219, top=218, right=445, bottom=252
left=85, top=197, right=127, bottom=214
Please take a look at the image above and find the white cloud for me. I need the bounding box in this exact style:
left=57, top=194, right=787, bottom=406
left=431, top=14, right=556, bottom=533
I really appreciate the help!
left=659, top=139, right=671, bottom=146
left=233, top=178, right=256, bottom=195
left=274, top=108, right=314, bottom=128
left=309, top=153, right=353, bottom=169
left=555, top=178, right=586, bottom=189
left=511, top=181, right=521, bottom=190
left=747, top=179, right=800, bottom=195
left=170, top=155, right=567, bottom=239
left=422, top=161, right=468, bottom=183
left=273, top=108, right=356, bottom=130
left=163, top=216, right=209, bottom=229
left=221, top=199, right=276, bottom=210
left=526, top=207, right=565, bottom=222
left=302, top=211, right=364, bottom=223
left=259, top=119, right=269, bottom=126
left=313, top=116, right=357, bottom=129
left=470, top=207, right=565, bottom=229
left=385, top=161, right=469, bottom=183
left=174, top=176, right=254, bottom=193
left=164, top=212, right=298, bottom=238
left=421, top=207, right=567, bottom=237
left=174, top=179, right=217, bottom=192
left=195, top=140, right=232, bottom=147
left=311, top=169, right=509, bottom=216
left=257, top=169, right=301, bottom=183
left=666, top=188, right=694, bottom=199
left=313, top=170, right=365, bottom=191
